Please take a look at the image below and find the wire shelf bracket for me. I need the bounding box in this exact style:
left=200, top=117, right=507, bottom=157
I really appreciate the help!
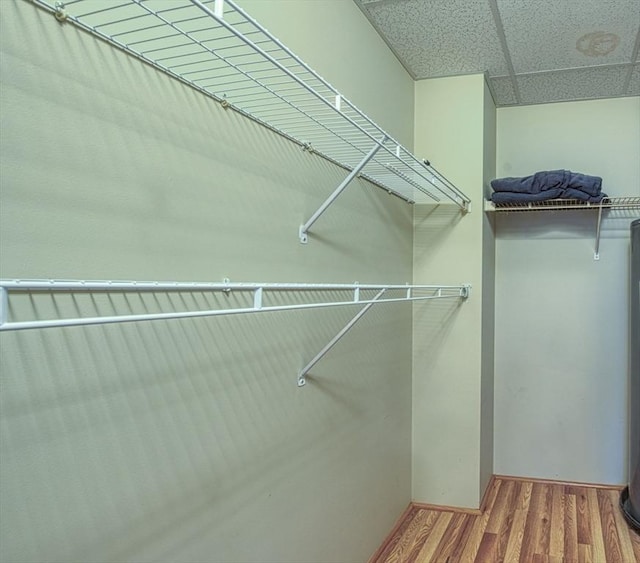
left=297, top=283, right=469, bottom=386
left=485, top=196, right=640, bottom=260
left=297, top=287, right=386, bottom=386
left=35, top=0, right=471, bottom=244
left=299, top=136, right=385, bottom=243
left=0, top=279, right=470, bottom=386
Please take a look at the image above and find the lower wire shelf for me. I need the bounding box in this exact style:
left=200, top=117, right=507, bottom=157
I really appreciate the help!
left=0, top=278, right=470, bottom=331
left=0, top=279, right=471, bottom=386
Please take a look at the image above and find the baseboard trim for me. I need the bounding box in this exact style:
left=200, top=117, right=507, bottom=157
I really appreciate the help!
left=479, top=474, right=497, bottom=512
left=411, top=474, right=497, bottom=516
left=368, top=477, right=496, bottom=560
left=366, top=502, right=414, bottom=563
left=494, top=473, right=625, bottom=491
left=368, top=474, right=630, bottom=562
left=410, top=501, right=482, bottom=515
left=380, top=475, right=622, bottom=522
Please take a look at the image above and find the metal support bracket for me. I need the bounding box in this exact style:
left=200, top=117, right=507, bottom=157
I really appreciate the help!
left=299, top=136, right=386, bottom=244
left=297, top=288, right=386, bottom=387
left=0, top=287, right=8, bottom=329
left=594, top=202, right=604, bottom=260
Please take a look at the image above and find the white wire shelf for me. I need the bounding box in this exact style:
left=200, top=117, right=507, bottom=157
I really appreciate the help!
left=0, top=278, right=470, bottom=332
left=484, top=196, right=640, bottom=260
left=484, top=196, right=640, bottom=212
left=0, top=278, right=470, bottom=386
left=34, top=0, right=470, bottom=241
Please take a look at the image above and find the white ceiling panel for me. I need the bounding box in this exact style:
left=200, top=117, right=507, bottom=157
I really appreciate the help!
left=498, top=0, right=640, bottom=74
left=517, top=66, right=629, bottom=105
left=363, top=0, right=509, bottom=78
left=354, top=0, right=640, bottom=106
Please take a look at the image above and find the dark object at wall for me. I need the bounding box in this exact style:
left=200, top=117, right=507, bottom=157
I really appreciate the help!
left=621, top=218, right=640, bottom=531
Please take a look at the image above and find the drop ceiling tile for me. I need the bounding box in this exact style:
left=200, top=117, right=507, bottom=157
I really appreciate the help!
left=490, top=76, right=518, bottom=106
left=363, top=0, right=509, bottom=78
left=629, top=64, right=640, bottom=95
left=517, top=66, right=629, bottom=105
left=497, top=0, right=640, bottom=74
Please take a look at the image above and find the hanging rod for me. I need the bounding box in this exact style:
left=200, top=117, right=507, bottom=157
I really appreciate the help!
left=33, top=0, right=471, bottom=227
left=0, top=279, right=471, bottom=332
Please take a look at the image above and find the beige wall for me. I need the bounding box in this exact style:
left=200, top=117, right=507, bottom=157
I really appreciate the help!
left=0, top=2, right=415, bottom=562
left=494, top=97, right=640, bottom=485
left=412, top=74, right=494, bottom=508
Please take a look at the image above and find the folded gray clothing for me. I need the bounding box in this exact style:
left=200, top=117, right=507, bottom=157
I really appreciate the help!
left=491, top=170, right=603, bottom=197
left=562, top=188, right=607, bottom=203
left=491, top=170, right=570, bottom=194
left=491, top=187, right=607, bottom=204
left=491, top=188, right=565, bottom=204
left=567, top=172, right=602, bottom=197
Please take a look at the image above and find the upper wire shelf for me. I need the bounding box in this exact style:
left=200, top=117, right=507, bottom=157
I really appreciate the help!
left=38, top=0, right=470, bottom=211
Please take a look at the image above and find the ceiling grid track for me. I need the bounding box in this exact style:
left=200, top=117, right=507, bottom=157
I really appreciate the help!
left=487, top=0, right=521, bottom=104
left=623, top=26, right=640, bottom=94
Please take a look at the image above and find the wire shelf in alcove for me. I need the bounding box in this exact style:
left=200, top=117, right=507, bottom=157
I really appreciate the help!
left=485, top=196, right=640, bottom=259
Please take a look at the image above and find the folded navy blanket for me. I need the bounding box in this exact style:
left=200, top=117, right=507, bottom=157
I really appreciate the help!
left=567, top=172, right=602, bottom=197
left=562, top=188, right=606, bottom=203
left=491, top=170, right=602, bottom=196
left=491, top=170, right=570, bottom=194
left=491, top=188, right=564, bottom=204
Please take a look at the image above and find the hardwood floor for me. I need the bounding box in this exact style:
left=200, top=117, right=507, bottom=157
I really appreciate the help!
left=369, top=477, right=640, bottom=563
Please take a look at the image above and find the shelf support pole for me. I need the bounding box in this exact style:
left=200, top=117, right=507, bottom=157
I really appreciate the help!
left=299, top=136, right=386, bottom=243
left=297, top=288, right=386, bottom=387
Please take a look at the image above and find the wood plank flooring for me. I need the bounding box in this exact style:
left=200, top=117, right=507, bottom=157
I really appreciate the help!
left=370, top=477, right=639, bottom=563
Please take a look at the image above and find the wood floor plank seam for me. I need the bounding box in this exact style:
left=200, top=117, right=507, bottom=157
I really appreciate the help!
left=370, top=477, right=640, bottom=563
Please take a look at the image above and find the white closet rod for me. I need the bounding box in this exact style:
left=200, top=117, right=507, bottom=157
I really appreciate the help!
left=0, top=279, right=471, bottom=332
